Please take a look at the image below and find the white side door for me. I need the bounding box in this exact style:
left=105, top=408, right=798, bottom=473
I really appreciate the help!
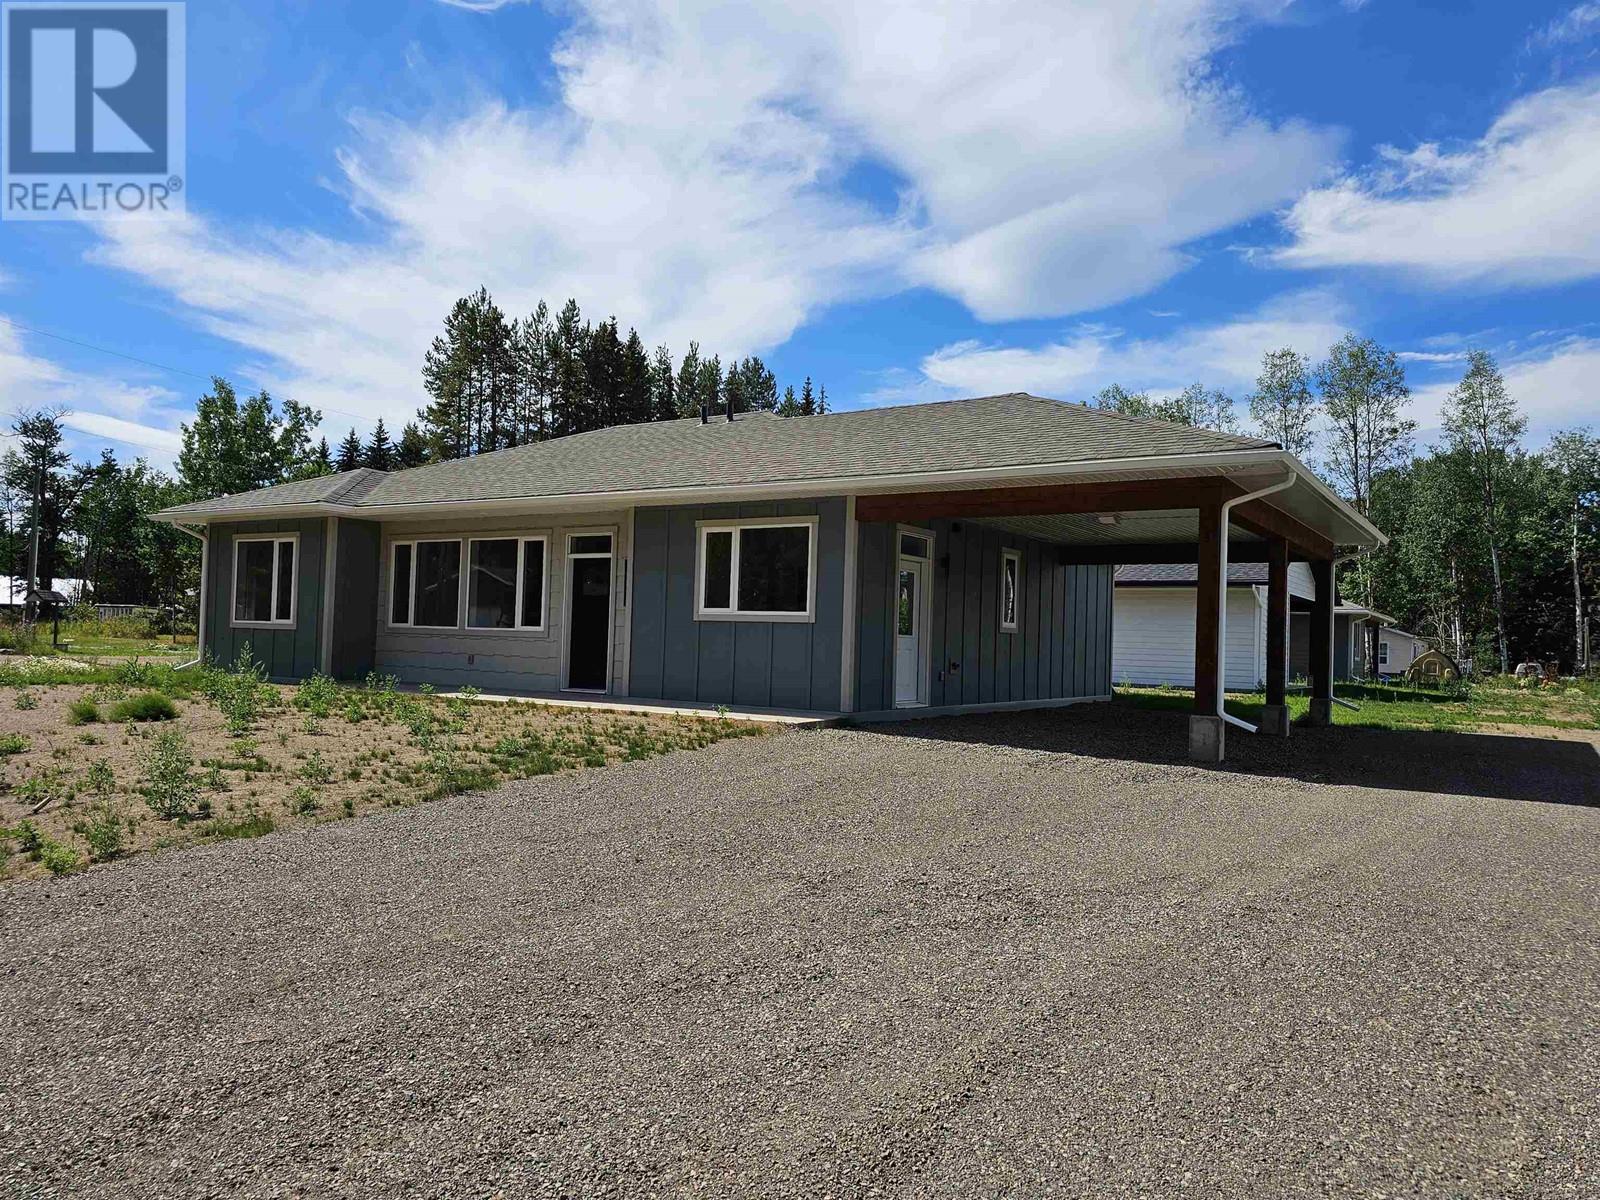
left=894, top=557, right=926, bottom=707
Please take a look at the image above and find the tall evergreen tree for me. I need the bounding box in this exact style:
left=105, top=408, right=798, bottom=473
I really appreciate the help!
left=419, top=287, right=515, bottom=459
left=799, top=377, right=815, bottom=417
left=700, top=355, right=723, bottom=419
left=365, top=418, right=395, bottom=471
left=649, top=343, right=677, bottom=422
left=582, top=318, right=625, bottom=433
left=817, top=384, right=828, bottom=415
left=1249, top=348, right=1318, bottom=458
left=336, top=429, right=364, bottom=473
left=5, top=409, right=74, bottom=600
left=306, top=438, right=334, bottom=478
left=778, top=384, right=800, bottom=418
left=510, top=303, right=553, bottom=445
left=396, top=422, right=429, bottom=469
left=1441, top=350, right=1525, bottom=673
left=676, top=342, right=705, bottom=418
left=620, top=329, right=654, bottom=425
left=547, top=299, right=590, bottom=438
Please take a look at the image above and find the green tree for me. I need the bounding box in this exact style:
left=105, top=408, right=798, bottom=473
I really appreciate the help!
left=676, top=342, right=704, bottom=418
left=396, top=422, right=429, bottom=469
left=336, top=429, right=364, bottom=473
left=1153, top=383, right=1235, bottom=431
left=1441, top=350, right=1524, bottom=673
left=777, top=384, right=800, bottom=418
left=420, top=287, right=515, bottom=459
left=1544, top=431, right=1600, bottom=671
left=1249, top=349, right=1318, bottom=458
left=649, top=343, right=677, bottom=422
left=177, top=378, right=320, bottom=500
left=799, top=376, right=815, bottom=417
left=365, top=418, right=395, bottom=471
left=510, top=302, right=553, bottom=445
left=547, top=298, right=590, bottom=438
left=1092, top=384, right=1154, bottom=418
left=6, top=409, right=75, bottom=603
left=1316, top=335, right=1414, bottom=517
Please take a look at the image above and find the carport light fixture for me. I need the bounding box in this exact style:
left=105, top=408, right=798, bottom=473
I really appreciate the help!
left=1215, top=472, right=1297, bottom=734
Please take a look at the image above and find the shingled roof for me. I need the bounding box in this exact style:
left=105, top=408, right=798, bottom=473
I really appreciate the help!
left=155, top=394, right=1278, bottom=519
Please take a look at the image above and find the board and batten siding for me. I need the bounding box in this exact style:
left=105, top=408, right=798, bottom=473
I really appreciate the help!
left=1112, top=587, right=1267, bottom=690
left=203, top=518, right=326, bottom=680
left=854, top=519, right=1113, bottom=714
left=628, top=498, right=846, bottom=711
left=374, top=510, right=631, bottom=693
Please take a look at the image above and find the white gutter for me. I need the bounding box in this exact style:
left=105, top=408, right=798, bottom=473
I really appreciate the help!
left=1216, top=472, right=1297, bottom=734
left=170, top=522, right=207, bottom=670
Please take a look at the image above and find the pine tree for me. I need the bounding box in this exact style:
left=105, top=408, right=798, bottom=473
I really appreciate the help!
left=676, top=342, right=704, bottom=418
left=817, top=385, right=828, bottom=415
left=700, top=355, right=724, bottom=418
left=1442, top=350, right=1525, bottom=673
left=336, top=429, right=364, bottom=473
left=365, top=418, right=395, bottom=471
left=799, top=377, right=815, bottom=417
left=778, top=385, right=800, bottom=418
left=620, top=329, right=653, bottom=425
left=650, top=343, right=677, bottom=421
left=582, top=318, right=625, bottom=433
left=547, top=299, right=590, bottom=438
left=510, top=302, right=553, bottom=446
left=396, top=422, right=429, bottom=469
left=419, top=287, right=514, bottom=459
left=1249, top=349, right=1318, bottom=458
left=305, top=438, right=334, bottom=478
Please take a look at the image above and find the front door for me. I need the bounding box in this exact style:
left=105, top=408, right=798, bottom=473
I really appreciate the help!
left=894, top=557, right=926, bottom=707
left=565, top=536, right=614, bottom=692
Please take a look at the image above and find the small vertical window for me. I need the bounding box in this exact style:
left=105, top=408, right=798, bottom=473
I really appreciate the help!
left=412, top=540, right=462, bottom=629
left=467, top=539, right=519, bottom=629
left=1000, top=548, right=1020, bottom=633
left=519, top=538, right=546, bottom=630
left=391, top=543, right=413, bottom=626
left=274, top=540, right=295, bottom=622
left=702, top=529, right=733, bottom=610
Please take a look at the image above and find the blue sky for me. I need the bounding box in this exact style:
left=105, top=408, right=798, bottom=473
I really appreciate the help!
left=3, top=0, right=1598, bottom=469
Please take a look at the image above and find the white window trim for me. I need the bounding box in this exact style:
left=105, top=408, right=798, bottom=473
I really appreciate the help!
left=694, top=515, right=819, bottom=623
left=230, top=533, right=298, bottom=629
left=465, top=534, right=550, bottom=633
left=1000, top=547, right=1021, bottom=634
left=1378, top=640, right=1390, bottom=666
left=387, top=538, right=464, bottom=631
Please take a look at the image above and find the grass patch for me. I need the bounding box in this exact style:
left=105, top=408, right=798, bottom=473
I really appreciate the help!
left=109, top=691, right=178, bottom=723
left=66, top=697, right=101, bottom=725
left=0, top=732, right=28, bottom=755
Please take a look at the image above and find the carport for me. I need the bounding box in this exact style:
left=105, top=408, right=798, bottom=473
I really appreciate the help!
left=856, top=462, right=1384, bottom=762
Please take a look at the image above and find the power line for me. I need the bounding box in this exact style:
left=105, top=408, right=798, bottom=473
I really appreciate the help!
left=0, top=313, right=383, bottom=429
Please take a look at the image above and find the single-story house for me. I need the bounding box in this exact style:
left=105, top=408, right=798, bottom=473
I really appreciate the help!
left=152, top=393, right=1383, bottom=761
left=1112, top=561, right=1317, bottom=690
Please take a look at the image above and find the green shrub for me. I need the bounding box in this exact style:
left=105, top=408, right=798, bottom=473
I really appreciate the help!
left=287, top=783, right=319, bottom=815
left=14, top=689, right=37, bottom=710
left=0, top=733, right=28, bottom=755
left=294, top=672, right=338, bottom=719
left=0, top=620, right=38, bottom=653
left=38, top=839, right=85, bottom=876
left=113, top=658, right=166, bottom=689
left=109, top=691, right=177, bottom=722
left=11, top=818, right=44, bottom=856
left=66, top=697, right=101, bottom=725
left=201, top=647, right=269, bottom=736
left=79, top=802, right=126, bottom=861
left=299, top=750, right=332, bottom=786
left=136, top=728, right=197, bottom=819
left=199, top=807, right=273, bottom=841
left=16, top=770, right=72, bottom=809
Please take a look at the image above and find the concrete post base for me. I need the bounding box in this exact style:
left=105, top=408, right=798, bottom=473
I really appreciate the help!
left=1259, top=704, right=1291, bottom=738
left=1307, top=697, right=1333, bottom=727
left=1188, top=714, right=1226, bottom=763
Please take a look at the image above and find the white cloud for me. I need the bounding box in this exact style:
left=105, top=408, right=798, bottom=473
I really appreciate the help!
left=0, top=318, right=184, bottom=464
left=892, top=289, right=1350, bottom=405
left=1530, top=3, right=1600, bottom=47
left=1275, top=78, right=1600, bottom=287
left=1408, top=335, right=1600, bottom=444
left=93, top=0, right=1337, bottom=429
left=436, top=0, right=530, bottom=9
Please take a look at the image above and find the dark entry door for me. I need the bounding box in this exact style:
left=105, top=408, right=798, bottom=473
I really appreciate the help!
left=566, top=556, right=612, bottom=691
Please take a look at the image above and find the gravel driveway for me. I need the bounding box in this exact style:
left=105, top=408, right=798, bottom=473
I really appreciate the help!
left=3, top=703, right=1597, bottom=1198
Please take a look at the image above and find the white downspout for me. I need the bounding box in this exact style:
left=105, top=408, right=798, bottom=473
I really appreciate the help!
left=1216, top=473, right=1297, bottom=734
left=171, top=522, right=207, bottom=670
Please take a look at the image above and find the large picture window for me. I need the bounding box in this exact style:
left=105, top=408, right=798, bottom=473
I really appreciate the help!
left=390, top=536, right=546, bottom=632
left=696, top=518, right=817, bottom=622
left=232, top=535, right=296, bottom=626
left=1000, top=548, right=1020, bottom=633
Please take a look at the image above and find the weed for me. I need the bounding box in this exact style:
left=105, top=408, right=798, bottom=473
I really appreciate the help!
left=287, top=783, right=319, bottom=815
left=136, top=728, right=197, bottom=819
left=198, top=807, right=274, bottom=841
left=294, top=672, right=339, bottom=719
left=79, top=802, right=126, bottom=862
left=204, top=763, right=228, bottom=791
left=0, top=733, right=28, bottom=755
left=299, top=751, right=332, bottom=786
left=109, top=691, right=178, bottom=722
left=66, top=696, right=101, bottom=725
left=113, top=659, right=165, bottom=690
left=341, top=797, right=354, bottom=817
left=38, top=839, right=84, bottom=876
left=16, top=770, right=73, bottom=810
left=77, top=731, right=103, bottom=746
left=14, top=689, right=37, bottom=710
left=83, top=759, right=115, bottom=795
left=201, top=646, right=270, bottom=736
left=12, top=818, right=44, bottom=856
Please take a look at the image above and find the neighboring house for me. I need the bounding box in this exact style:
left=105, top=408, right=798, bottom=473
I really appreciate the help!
left=0, top=576, right=87, bottom=611
left=151, top=394, right=1379, bottom=733
left=1112, top=561, right=1316, bottom=690
left=1373, top=625, right=1428, bottom=678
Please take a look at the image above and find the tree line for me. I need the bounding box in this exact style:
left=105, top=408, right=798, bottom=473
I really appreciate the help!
left=1093, top=336, right=1599, bottom=675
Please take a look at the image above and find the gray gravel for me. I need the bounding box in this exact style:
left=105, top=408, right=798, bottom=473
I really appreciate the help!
left=2, top=703, right=1597, bottom=1198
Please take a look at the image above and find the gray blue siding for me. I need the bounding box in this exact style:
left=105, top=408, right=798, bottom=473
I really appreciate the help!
left=854, top=519, right=1113, bottom=714
left=629, top=498, right=846, bottom=711
left=203, top=518, right=326, bottom=680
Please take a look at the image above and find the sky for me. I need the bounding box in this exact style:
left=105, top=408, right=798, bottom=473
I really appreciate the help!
left=2, top=0, right=1598, bottom=471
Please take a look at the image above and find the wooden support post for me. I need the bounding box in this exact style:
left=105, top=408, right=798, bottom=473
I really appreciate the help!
left=1190, top=500, right=1226, bottom=762
left=1261, top=538, right=1290, bottom=737
left=1308, top=558, right=1334, bottom=727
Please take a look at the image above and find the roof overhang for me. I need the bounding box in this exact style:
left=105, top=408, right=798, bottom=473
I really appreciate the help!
left=152, top=447, right=1384, bottom=551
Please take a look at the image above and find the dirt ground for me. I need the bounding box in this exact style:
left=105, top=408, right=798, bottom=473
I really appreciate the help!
left=0, top=678, right=764, bottom=881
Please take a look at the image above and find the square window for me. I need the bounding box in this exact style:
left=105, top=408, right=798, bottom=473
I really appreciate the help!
left=232, top=536, right=296, bottom=626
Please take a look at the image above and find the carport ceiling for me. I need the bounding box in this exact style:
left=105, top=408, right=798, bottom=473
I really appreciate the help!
left=970, top=510, right=1266, bottom=546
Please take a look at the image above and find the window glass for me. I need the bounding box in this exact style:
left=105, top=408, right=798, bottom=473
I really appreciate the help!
left=1001, top=552, right=1019, bottom=630
left=391, top=543, right=412, bottom=625
left=737, top=526, right=809, bottom=613
left=897, top=570, right=915, bottom=636
left=570, top=534, right=612, bottom=555
left=703, top=530, right=733, bottom=609
left=234, top=540, right=275, bottom=623
left=468, top=539, right=518, bottom=629
left=274, top=540, right=295, bottom=622
left=413, top=540, right=461, bottom=628
left=899, top=533, right=929, bottom=558
left=520, top=539, right=545, bottom=628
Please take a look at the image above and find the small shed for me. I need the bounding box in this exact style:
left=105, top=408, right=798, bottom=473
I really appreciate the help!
left=1406, top=647, right=1461, bottom=685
